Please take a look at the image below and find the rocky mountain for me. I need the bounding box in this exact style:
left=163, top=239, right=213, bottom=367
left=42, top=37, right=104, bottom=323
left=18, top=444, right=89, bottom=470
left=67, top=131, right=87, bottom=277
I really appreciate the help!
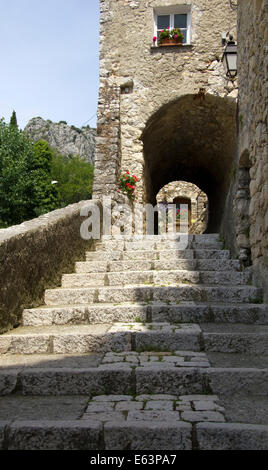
left=24, top=117, right=96, bottom=164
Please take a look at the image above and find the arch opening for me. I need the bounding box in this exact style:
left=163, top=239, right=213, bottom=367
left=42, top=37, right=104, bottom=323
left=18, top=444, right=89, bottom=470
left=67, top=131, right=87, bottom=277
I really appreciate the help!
left=142, top=94, right=237, bottom=233
left=156, top=181, right=208, bottom=234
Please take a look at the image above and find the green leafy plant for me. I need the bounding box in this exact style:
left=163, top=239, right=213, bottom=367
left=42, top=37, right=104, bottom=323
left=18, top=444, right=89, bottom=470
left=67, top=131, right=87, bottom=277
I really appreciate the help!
left=158, top=28, right=184, bottom=44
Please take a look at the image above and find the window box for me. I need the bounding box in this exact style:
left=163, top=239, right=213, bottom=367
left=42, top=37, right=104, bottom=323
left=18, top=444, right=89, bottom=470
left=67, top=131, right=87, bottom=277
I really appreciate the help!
left=153, top=5, right=191, bottom=46
left=159, top=37, right=183, bottom=46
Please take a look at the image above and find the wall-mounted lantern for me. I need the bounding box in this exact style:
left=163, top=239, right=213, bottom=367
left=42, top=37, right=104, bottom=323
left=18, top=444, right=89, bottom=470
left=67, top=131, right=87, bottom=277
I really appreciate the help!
left=222, top=35, right=238, bottom=79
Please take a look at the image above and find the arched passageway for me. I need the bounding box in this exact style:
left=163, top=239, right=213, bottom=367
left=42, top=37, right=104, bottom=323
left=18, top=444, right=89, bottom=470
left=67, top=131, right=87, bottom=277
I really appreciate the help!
left=142, top=94, right=237, bottom=233
left=156, top=181, right=209, bottom=234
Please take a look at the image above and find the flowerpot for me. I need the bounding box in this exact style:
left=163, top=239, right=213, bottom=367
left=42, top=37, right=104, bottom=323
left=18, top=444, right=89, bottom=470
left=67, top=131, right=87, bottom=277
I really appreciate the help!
left=159, top=38, right=183, bottom=46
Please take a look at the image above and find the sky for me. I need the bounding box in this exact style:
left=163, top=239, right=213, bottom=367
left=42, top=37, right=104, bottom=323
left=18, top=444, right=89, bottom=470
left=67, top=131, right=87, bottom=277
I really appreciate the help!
left=0, top=0, right=100, bottom=129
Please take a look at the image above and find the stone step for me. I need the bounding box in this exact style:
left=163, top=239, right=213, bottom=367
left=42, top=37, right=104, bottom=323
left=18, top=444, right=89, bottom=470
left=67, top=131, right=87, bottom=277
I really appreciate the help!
left=61, top=270, right=250, bottom=288
left=95, top=240, right=224, bottom=251
left=0, top=323, right=202, bottom=355
left=207, top=352, right=268, bottom=369
left=202, top=324, right=268, bottom=354
left=101, top=234, right=220, bottom=242
left=1, top=354, right=267, bottom=396
left=76, top=258, right=241, bottom=273
left=1, top=418, right=267, bottom=450
left=196, top=423, right=268, bottom=450
left=22, top=302, right=268, bottom=327
left=218, top=395, right=268, bottom=426
left=44, top=285, right=263, bottom=306
left=86, top=249, right=231, bottom=262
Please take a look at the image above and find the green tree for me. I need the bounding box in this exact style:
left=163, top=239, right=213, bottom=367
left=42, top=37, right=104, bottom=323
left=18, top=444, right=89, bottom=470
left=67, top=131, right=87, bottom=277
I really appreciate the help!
left=51, top=153, right=94, bottom=207
left=28, top=140, right=59, bottom=216
left=0, top=122, right=58, bottom=227
left=9, top=110, right=18, bottom=130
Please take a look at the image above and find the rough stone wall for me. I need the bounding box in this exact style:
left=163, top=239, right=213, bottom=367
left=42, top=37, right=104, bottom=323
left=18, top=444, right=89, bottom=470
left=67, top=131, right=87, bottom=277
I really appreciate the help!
left=0, top=201, right=98, bottom=333
left=156, top=181, right=208, bottom=233
left=237, top=0, right=268, bottom=300
left=25, top=117, right=96, bottom=164
left=93, top=0, right=237, bottom=205
left=93, top=84, right=121, bottom=198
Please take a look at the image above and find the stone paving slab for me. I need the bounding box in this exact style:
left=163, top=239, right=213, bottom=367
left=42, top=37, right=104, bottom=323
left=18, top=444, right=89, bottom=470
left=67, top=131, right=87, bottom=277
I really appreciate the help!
left=196, top=422, right=268, bottom=450
left=82, top=394, right=225, bottom=425
left=100, top=350, right=210, bottom=368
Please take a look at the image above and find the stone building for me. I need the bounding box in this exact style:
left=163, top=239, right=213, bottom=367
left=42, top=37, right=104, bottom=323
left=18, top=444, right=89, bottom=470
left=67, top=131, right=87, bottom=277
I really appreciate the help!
left=93, top=0, right=237, bottom=235
left=235, top=0, right=268, bottom=300
left=93, top=0, right=267, bottom=298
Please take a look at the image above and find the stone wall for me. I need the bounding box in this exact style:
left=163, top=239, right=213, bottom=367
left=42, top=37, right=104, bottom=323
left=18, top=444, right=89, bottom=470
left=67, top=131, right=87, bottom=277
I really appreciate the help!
left=0, top=201, right=98, bottom=333
left=93, top=0, right=237, bottom=223
left=237, top=0, right=268, bottom=300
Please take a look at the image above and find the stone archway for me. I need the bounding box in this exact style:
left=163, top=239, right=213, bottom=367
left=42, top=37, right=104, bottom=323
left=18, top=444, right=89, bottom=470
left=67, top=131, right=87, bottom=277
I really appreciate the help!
left=156, top=181, right=208, bottom=234
left=141, top=94, right=237, bottom=233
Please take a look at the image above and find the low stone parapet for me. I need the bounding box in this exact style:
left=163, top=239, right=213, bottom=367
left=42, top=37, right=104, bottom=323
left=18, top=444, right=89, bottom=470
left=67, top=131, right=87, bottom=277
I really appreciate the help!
left=0, top=201, right=97, bottom=334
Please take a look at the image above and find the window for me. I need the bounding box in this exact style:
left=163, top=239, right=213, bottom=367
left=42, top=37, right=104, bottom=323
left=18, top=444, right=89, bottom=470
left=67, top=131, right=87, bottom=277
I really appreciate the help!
left=154, top=6, right=191, bottom=45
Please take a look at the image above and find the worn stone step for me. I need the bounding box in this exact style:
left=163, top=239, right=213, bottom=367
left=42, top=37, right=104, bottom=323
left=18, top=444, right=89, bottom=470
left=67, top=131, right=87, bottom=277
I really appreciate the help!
left=44, top=284, right=262, bottom=306
left=101, top=234, right=219, bottom=242
left=61, top=270, right=250, bottom=288
left=151, top=302, right=268, bottom=324
left=0, top=323, right=202, bottom=355
left=76, top=258, right=241, bottom=273
left=0, top=416, right=192, bottom=450
left=1, top=418, right=266, bottom=450
left=207, top=352, right=268, bottom=369
left=0, top=324, right=130, bottom=355
left=1, top=349, right=267, bottom=397
left=22, top=302, right=268, bottom=327
left=95, top=240, right=224, bottom=251
left=196, top=422, right=268, bottom=450
left=0, top=366, right=134, bottom=397
left=202, top=324, right=268, bottom=354
left=218, top=395, right=268, bottom=426
left=86, top=249, right=231, bottom=262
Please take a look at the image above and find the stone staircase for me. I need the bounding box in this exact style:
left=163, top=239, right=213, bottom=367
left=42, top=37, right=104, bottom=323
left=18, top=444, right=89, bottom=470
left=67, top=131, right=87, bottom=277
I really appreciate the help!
left=0, top=234, right=268, bottom=450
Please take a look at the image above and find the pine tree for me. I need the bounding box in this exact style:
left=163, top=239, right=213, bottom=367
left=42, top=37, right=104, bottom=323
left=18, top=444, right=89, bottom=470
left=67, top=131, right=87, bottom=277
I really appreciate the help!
left=9, top=110, right=18, bottom=129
